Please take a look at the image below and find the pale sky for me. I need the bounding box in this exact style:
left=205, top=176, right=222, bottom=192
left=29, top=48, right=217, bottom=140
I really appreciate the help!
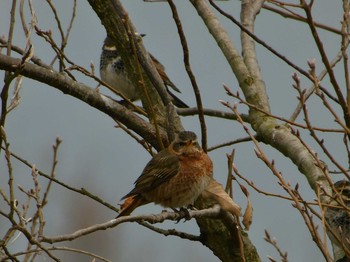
left=0, top=1, right=344, bottom=261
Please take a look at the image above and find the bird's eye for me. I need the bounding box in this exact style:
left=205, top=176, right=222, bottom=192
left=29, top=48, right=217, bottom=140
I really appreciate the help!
left=173, top=141, right=186, bottom=151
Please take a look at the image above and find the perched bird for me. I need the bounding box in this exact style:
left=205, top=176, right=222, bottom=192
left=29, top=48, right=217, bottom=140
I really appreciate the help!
left=100, top=36, right=188, bottom=108
left=117, top=131, right=213, bottom=217
left=325, top=180, right=350, bottom=261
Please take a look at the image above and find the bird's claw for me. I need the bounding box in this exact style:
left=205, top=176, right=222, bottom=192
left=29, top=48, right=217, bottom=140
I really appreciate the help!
left=174, top=207, right=191, bottom=223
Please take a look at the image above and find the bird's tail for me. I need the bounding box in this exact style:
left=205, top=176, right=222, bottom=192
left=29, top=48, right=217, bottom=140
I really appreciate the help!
left=167, top=88, right=189, bottom=108
left=116, top=195, right=148, bottom=218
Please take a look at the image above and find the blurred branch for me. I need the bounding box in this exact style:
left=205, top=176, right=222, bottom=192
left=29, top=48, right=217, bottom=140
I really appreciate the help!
left=264, top=230, right=288, bottom=262
left=12, top=246, right=111, bottom=262
left=1, top=144, right=120, bottom=213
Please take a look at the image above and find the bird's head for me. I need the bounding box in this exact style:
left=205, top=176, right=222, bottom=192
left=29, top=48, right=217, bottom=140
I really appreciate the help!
left=172, top=131, right=202, bottom=156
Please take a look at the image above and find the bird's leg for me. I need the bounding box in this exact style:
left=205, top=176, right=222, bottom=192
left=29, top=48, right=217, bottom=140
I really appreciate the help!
left=179, top=207, right=191, bottom=219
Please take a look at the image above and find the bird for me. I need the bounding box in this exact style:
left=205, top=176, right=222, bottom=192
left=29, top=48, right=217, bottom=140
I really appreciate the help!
left=325, top=180, right=350, bottom=261
left=100, top=36, right=188, bottom=108
left=117, top=130, right=213, bottom=217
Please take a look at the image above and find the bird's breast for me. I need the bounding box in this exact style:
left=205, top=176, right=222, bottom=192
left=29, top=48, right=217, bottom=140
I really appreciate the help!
left=143, top=153, right=213, bottom=208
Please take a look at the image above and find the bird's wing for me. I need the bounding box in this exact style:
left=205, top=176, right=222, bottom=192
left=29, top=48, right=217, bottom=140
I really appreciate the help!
left=150, top=53, right=181, bottom=93
left=121, top=149, right=179, bottom=199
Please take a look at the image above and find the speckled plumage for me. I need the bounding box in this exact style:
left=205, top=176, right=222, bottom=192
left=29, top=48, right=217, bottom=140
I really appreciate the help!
left=100, top=36, right=188, bottom=107
left=325, top=180, right=350, bottom=259
left=100, top=44, right=140, bottom=100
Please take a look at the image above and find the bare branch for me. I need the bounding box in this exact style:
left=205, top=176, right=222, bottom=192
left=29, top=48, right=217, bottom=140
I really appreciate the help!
left=2, top=145, right=119, bottom=213
left=138, top=221, right=201, bottom=241
left=167, top=0, right=207, bottom=151
left=0, top=53, right=167, bottom=149
left=177, top=106, right=249, bottom=122
left=263, top=2, right=343, bottom=35
left=264, top=230, right=289, bottom=262
left=40, top=206, right=223, bottom=244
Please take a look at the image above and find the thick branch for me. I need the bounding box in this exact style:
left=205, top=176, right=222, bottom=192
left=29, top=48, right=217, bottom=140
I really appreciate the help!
left=0, top=53, right=166, bottom=149
left=87, top=0, right=183, bottom=143
left=192, top=0, right=329, bottom=193
left=240, top=0, right=270, bottom=111
left=195, top=195, right=259, bottom=262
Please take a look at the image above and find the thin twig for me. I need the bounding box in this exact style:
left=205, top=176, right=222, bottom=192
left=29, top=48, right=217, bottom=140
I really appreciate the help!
left=208, top=136, right=252, bottom=152
left=209, top=0, right=313, bottom=82
left=225, top=101, right=333, bottom=260
left=11, top=246, right=112, bottom=262
left=292, top=75, right=350, bottom=180
left=115, top=119, right=155, bottom=155
left=177, top=107, right=249, bottom=122
left=289, top=42, right=348, bottom=122
left=263, top=2, right=343, bottom=35
left=0, top=37, right=51, bottom=69
left=138, top=221, right=201, bottom=241
left=1, top=146, right=119, bottom=213
left=225, top=149, right=235, bottom=197
left=301, top=0, right=350, bottom=131
left=264, top=230, right=288, bottom=262
left=167, top=0, right=207, bottom=151
left=224, top=85, right=346, bottom=133
left=123, top=16, right=165, bottom=149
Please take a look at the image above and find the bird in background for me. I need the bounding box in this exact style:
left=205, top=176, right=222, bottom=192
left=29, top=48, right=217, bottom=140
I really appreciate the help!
left=100, top=36, right=188, bottom=108
left=117, top=130, right=213, bottom=217
left=325, top=180, right=350, bottom=262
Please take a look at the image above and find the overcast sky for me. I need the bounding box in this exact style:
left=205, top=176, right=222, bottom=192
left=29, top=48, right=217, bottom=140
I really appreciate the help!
left=0, top=1, right=345, bottom=261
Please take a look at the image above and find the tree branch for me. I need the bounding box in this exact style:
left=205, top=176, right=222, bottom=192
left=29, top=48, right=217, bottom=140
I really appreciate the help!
left=0, top=53, right=167, bottom=150
left=87, top=0, right=183, bottom=144
left=40, top=206, right=223, bottom=244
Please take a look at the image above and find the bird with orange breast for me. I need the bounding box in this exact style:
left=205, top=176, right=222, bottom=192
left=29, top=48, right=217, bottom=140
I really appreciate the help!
left=117, top=131, right=213, bottom=217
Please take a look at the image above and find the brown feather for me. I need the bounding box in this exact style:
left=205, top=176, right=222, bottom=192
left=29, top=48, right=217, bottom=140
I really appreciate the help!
left=121, top=149, right=180, bottom=199
left=117, top=195, right=149, bottom=218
